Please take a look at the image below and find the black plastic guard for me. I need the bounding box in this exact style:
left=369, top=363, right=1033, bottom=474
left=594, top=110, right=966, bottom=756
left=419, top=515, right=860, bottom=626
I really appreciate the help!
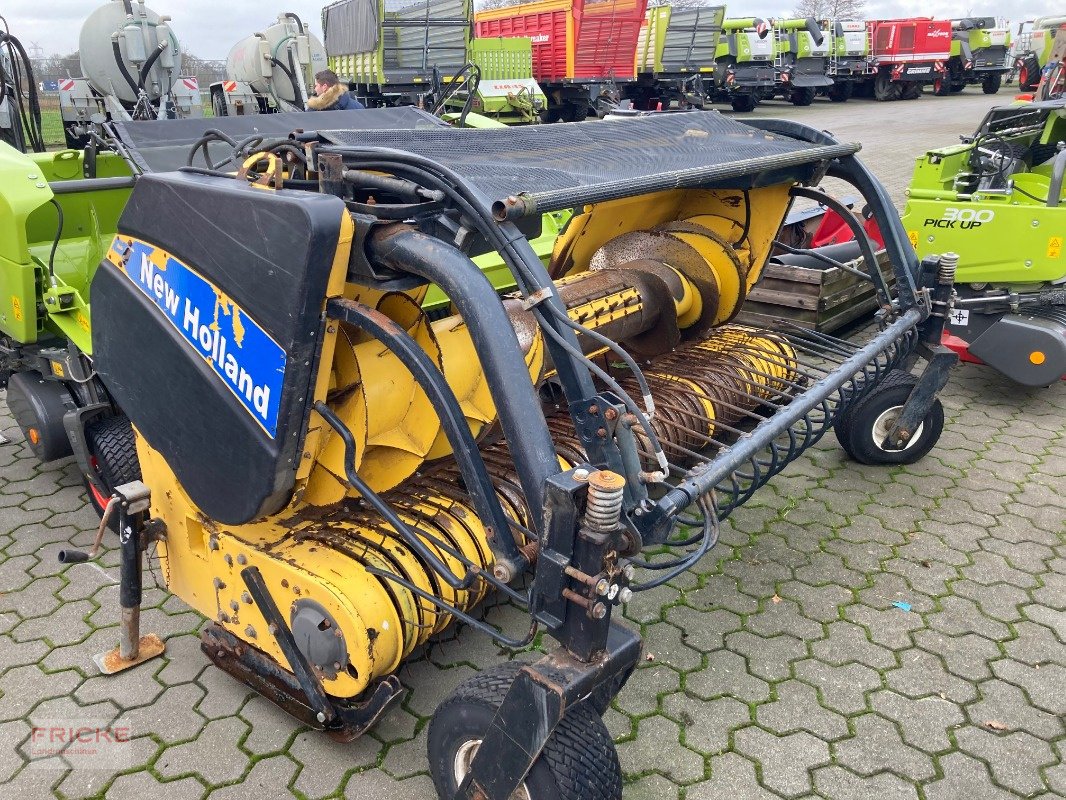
left=91, top=172, right=345, bottom=524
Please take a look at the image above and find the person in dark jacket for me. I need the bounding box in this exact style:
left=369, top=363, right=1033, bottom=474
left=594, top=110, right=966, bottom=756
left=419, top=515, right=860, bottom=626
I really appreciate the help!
left=306, top=70, right=364, bottom=111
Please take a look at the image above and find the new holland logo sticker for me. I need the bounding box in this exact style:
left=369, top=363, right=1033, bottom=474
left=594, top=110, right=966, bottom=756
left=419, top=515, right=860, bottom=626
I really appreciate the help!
left=108, top=237, right=286, bottom=439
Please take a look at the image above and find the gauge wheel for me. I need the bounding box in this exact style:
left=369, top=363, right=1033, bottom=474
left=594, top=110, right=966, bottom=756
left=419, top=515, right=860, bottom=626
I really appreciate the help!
left=834, top=371, right=944, bottom=465
left=83, top=415, right=141, bottom=531
left=428, top=662, right=622, bottom=800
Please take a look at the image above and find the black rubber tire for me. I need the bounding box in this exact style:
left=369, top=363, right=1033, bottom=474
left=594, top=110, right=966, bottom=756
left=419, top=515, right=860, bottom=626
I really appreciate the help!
left=834, top=371, right=944, bottom=466
left=83, top=415, right=141, bottom=529
left=901, top=82, right=922, bottom=100
left=730, top=94, right=757, bottom=112
left=982, top=73, right=1002, bottom=94
left=828, top=82, right=852, bottom=102
left=428, top=662, right=623, bottom=800
left=790, top=86, right=816, bottom=106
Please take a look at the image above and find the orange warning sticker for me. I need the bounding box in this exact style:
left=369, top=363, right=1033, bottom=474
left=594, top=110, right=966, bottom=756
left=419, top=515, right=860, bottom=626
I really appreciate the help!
left=11, top=296, right=22, bottom=322
left=907, top=230, right=919, bottom=250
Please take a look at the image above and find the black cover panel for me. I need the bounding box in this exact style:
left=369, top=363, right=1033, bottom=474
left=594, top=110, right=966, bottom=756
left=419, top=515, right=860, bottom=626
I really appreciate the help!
left=92, top=172, right=346, bottom=525
left=111, top=107, right=447, bottom=174
left=317, top=110, right=851, bottom=206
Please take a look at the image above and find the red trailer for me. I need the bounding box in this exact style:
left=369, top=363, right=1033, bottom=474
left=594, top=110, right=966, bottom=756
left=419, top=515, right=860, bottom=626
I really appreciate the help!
left=862, top=18, right=952, bottom=100
left=475, top=0, right=650, bottom=120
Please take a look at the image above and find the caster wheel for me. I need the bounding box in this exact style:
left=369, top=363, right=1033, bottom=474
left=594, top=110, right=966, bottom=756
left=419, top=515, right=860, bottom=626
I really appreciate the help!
left=428, top=662, right=622, bottom=800
left=834, top=371, right=944, bottom=465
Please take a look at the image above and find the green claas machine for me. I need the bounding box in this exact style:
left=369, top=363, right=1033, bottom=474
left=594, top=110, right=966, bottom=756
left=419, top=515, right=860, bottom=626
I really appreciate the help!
left=769, top=17, right=832, bottom=106
left=630, top=4, right=725, bottom=110
left=0, top=144, right=138, bottom=516
left=444, top=38, right=547, bottom=125
left=935, top=17, right=1011, bottom=96
left=714, top=18, right=775, bottom=112
left=824, top=19, right=874, bottom=102
left=901, top=99, right=1066, bottom=385
left=1012, top=17, right=1065, bottom=91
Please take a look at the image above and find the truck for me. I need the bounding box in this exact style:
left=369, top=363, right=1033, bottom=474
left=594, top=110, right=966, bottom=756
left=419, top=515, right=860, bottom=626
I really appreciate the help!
left=629, top=4, right=725, bottom=110
left=862, top=17, right=952, bottom=101
left=823, top=19, right=874, bottom=102
left=769, top=17, right=832, bottom=106
left=475, top=0, right=651, bottom=121
left=210, top=13, right=328, bottom=116
left=713, top=18, right=774, bottom=112
left=935, top=17, right=1010, bottom=95
left=58, top=0, right=202, bottom=148
left=1012, top=16, right=1066, bottom=91
left=324, top=0, right=471, bottom=108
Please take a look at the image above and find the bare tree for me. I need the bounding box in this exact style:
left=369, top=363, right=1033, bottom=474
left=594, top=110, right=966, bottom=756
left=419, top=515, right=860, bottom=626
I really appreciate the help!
left=791, top=0, right=866, bottom=20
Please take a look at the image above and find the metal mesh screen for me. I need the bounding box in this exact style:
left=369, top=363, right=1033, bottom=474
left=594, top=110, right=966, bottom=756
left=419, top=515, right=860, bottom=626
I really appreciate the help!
left=319, top=110, right=858, bottom=209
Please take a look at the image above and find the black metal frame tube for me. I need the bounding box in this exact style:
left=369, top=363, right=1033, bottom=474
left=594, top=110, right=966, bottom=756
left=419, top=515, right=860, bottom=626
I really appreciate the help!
left=743, top=118, right=922, bottom=308
left=656, top=307, right=923, bottom=515
left=366, top=225, right=562, bottom=525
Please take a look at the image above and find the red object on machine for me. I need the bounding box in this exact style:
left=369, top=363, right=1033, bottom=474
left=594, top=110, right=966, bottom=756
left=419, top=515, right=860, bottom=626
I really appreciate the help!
left=867, top=18, right=952, bottom=63
left=810, top=209, right=886, bottom=249
left=474, top=0, right=650, bottom=83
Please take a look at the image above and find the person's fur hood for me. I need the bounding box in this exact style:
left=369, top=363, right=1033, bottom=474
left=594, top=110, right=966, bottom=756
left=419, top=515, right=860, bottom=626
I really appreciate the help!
left=306, top=83, right=346, bottom=110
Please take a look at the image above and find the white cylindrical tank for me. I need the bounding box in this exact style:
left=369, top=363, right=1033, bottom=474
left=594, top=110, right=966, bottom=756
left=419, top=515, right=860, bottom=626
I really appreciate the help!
left=79, top=0, right=181, bottom=104
left=226, top=14, right=328, bottom=106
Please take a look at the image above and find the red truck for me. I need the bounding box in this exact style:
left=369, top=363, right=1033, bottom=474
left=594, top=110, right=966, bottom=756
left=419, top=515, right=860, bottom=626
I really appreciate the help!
left=862, top=18, right=952, bottom=100
left=475, top=0, right=650, bottom=121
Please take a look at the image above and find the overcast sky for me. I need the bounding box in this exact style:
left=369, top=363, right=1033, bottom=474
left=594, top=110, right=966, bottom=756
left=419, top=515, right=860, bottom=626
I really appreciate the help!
left=3, top=1, right=1059, bottom=61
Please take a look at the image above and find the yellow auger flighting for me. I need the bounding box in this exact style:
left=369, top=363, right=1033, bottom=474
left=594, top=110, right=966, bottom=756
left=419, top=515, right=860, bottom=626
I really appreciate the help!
left=67, top=109, right=953, bottom=799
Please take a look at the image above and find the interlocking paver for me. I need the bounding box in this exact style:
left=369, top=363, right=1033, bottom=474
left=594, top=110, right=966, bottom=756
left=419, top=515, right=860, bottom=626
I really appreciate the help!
left=955, top=726, right=1058, bottom=796
left=734, top=727, right=830, bottom=798
left=1, top=93, right=1063, bottom=800
left=686, top=753, right=778, bottom=800
left=834, top=714, right=936, bottom=782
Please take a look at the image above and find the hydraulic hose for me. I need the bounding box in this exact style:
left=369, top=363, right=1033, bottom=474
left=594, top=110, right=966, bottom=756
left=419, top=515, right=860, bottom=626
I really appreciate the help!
left=112, top=37, right=140, bottom=95
left=138, top=42, right=167, bottom=92
left=284, top=12, right=305, bottom=33
left=269, top=55, right=303, bottom=107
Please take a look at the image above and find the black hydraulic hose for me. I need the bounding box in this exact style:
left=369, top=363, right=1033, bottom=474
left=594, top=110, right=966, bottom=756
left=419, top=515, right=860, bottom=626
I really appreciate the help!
left=284, top=12, right=305, bottom=34
left=47, top=198, right=64, bottom=282
left=314, top=401, right=477, bottom=592
left=269, top=56, right=303, bottom=107
left=324, top=297, right=527, bottom=574
left=1, top=31, right=44, bottom=151
left=112, top=38, right=140, bottom=95
left=138, top=42, right=167, bottom=91
left=366, top=225, right=562, bottom=522
left=1047, top=148, right=1066, bottom=208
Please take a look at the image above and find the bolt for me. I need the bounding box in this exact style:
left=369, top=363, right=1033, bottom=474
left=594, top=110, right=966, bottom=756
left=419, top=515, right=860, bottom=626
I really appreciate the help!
left=245, top=625, right=257, bottom=639
left=622, top=563, right=636, bottom=581
left=229, top=599, right=239, bottom=612
left=619, top=587, right=634, bottom=604
left=588, top=404, right=600, bottom=415
left=596, top=427, right=608, bottom=438
left=604, top=408, right=618, bottom=421
left=573, top=468, right=590, bottom=482
left=224, top=554, right=233, bottom=566
left=218, top=611, right=230, bottom=623
left=293, top=585, right=302, bottom=595
left=212, top=577, right=225, bottom=590
left=334, top=662, right=342, bottom=670
left=316, top=712, right=327, bottom=723
left=591, top=602, right=608, bottom=620
left=241, top=591, right=253, bottom=604
left=208, top=537, right=219, bottom=551
left=595, top=578, right=611, bottom=596
left=236, top=554, right=248, bottom=565
left=607, top=584, right=620, bottom=601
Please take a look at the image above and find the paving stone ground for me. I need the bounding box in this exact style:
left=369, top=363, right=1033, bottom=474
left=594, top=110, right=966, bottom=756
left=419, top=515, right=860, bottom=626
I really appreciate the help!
left=1, top=90, right=1063, bottom=800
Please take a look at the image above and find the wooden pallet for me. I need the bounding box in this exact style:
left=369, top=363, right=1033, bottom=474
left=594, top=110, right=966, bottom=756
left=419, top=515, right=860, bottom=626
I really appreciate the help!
left=736, top=250, right=894, bottom=334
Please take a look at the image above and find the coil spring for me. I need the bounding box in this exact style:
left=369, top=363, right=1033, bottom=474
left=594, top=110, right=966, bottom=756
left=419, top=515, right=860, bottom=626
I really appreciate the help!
left=938, top=252, right=959, bottom=286
left=585, top=471, right=625, bottom=533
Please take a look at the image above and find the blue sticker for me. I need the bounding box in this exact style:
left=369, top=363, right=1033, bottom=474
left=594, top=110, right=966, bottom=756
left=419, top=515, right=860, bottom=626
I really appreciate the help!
left=111, top=237, right=286, bottom=438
